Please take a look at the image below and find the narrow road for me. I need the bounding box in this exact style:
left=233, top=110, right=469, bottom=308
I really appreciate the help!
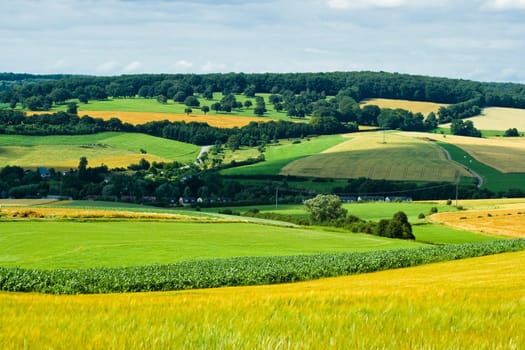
left=438, top=145, right=484, bottom=188
left=196, top=145, right=212, bottom=165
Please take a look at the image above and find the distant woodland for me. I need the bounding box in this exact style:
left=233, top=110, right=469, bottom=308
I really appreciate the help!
left=2, top=71, right=525, bottom=122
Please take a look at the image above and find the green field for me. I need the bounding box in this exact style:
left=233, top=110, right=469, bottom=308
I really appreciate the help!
left=0, top=220, right=426, bottom=269
left=41, top=94, right=293, bottom=121
left=279, top=132, right=472, bottom=182
left=438, top=141, right=525, bottom=192
left=221, top=134, right=347, bottom=176
left=200, top=202, right=497, bottom=244
left=0, top=132, right=200, bottom=169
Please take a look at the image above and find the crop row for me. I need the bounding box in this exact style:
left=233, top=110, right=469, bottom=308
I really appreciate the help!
left=1, top=239, right=524, bottom=294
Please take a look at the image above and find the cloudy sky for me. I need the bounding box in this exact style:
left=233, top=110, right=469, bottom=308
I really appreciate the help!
left=2, top=0, right=525, bottom=82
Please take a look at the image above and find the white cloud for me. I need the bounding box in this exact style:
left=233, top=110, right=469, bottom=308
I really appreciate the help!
left=483, top=0, right=525, bottom=9
left=174, top=60, right=193, bottom=69
left=122, top=61, right=143, bottom=73
left=96, top=61, right=121, bottom=74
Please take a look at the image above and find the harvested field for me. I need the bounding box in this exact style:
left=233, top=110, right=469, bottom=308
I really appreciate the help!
left=0, top=206, right=208, bottom=221
left=280, top=132, right=471, bottom=182
left=430, top=208, right=525, bottom=238
left=464, top=107, right=525, bottom=131
left=0, top=199, right=60, bottom=207
left=360, top=98, right=447, bottom=115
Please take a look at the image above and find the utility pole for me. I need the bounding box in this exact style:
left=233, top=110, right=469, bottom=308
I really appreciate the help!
left=275, top=188, right=279, bottom=209
left=455, top=172, right=460, bottom=208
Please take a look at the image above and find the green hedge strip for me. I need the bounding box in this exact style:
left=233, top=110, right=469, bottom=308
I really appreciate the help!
left=1, top=239, right=524, bottom=294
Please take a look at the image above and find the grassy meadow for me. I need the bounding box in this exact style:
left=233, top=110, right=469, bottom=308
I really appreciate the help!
left=200, top=201, right=501, bottom=245
left=221, top=134, right=347, bottom=176
left=1, top=251, right=523, bottom=349
left=0, top=219, right=426, bottom=269
left=0, top=132, right=200, bottom=169
left=280, top=132, right=472, bottom=182
left=33, top=93, right=294, bottom=126
left=360, top=98, right=447, bottom=115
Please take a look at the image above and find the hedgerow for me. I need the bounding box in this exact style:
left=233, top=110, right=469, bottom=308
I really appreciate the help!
left=1, top=239, right=524, bottom=294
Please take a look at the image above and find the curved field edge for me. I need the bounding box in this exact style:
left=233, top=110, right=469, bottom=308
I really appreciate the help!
left=1, top=239, right=523, bottom=294
left=1, top=251, right=523, bottom=349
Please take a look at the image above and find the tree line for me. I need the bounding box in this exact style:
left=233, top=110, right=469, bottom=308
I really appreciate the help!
left=2, top=71, right=525, bottom=122
left=0, top=109, right=355, bottom=146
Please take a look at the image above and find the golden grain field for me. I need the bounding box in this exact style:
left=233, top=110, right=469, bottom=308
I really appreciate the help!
left=430, top=208, right=525, bottom=238
left=79, top=110, right=270, bottom=128
left=280, top=132, right=472, bottom=181
left=0, top=206, right=213, bottom=221
left=1, top=251, right=523, bottom=349
left=360, top=98, right=447, bottom=115
left=463, top=107, right=525, bottom=131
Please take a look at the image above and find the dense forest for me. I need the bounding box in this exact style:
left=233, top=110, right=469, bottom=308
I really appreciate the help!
left=2, top=71, right=525, bottom=124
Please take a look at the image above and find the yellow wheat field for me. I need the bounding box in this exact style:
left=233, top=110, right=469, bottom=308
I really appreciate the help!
left=360, top=98, right=447, bottom=115
left=430, top=208, right=525, bottom=238
left=79, top=110, right=270, bottom=128
left=1, top=251, right=523, bottom=349
left=463, top=107, right=525, bottom=131
left=0, top=206, right=212, bottom=221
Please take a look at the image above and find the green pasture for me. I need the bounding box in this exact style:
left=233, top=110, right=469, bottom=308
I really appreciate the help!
left=437, top=142, right=525, bottom=192
left=203, top=201, right=457, bottom=222
left=281, top=143, right=470, bottom=182
left=0, top=221, right=425, bottom=269
left=412, top=223, right=499, bottom=244
left=0, top=132, right=200, bottom=169
left=201, top=202, right=498, bottom=244
left=45, top=94, right=293, bottom=121
left=221, top=134, right=346, bottom=176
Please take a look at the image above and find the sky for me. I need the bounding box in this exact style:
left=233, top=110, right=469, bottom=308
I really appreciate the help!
left=1, top=0, right=525, bottom=83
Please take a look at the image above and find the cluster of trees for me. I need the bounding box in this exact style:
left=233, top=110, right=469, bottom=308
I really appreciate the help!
left=0, top=110, right=134, bottom=136
left=304, top=194, right=415, bottom=239
left=450, top=119, right=482, bottom=137
left=0, top=109, right=355, bottom=146
left=2, top=71, right=525, bottom=123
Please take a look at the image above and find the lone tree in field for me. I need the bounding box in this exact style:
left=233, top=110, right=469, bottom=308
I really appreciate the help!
left=376, top=211, right=414, bottom=240
left=304, top=194, right=347, bottom=224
